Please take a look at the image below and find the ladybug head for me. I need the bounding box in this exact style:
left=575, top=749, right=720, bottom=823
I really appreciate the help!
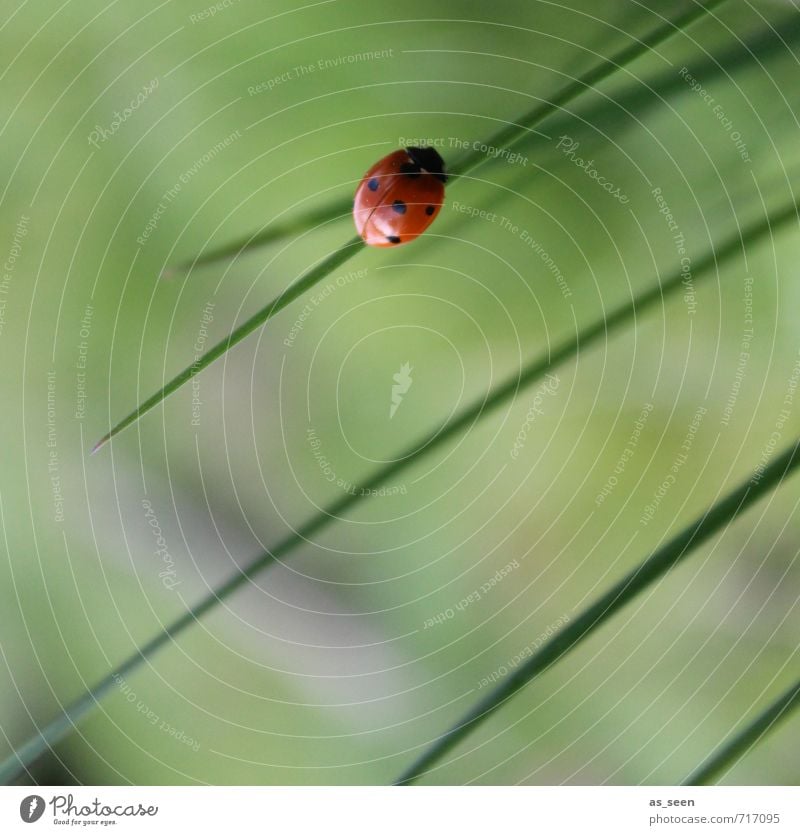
left=407, top=146, right=447, bottom=183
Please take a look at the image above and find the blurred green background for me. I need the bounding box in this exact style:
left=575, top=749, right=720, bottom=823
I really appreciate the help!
left=0, top=0, right=798, bottom=785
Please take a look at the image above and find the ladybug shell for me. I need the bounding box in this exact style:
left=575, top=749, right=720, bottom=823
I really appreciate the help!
left=353, top=148, right=446, bottom=247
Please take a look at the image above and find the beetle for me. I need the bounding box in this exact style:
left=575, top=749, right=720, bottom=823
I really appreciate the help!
left=353, top=146, right=447, bottom=247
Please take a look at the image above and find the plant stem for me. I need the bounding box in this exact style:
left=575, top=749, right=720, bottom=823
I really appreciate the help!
left=168, top=197, right=353, bottom=274
left=94, top=0, right=729, bottom=452
left=7, top=193, right=795, bottom=784
left=2, top=0, right=740, bottom=784
left=91, top=237, right=364, bottom=453
left=682, top=678, right=800, bottom=785
left=173, top=0, right=743, bottom=272
left=394, top=441, right=800, bottom=785
left=447, top=0, right=731, bottom=178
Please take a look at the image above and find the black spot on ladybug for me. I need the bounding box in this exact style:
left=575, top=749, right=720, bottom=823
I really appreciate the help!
left=367, top=178, right=379, bottom=191
left=392, top=200, right=407, bottom=214
left=425, top=205, right=435, bottom=215
left=387, top=235, right=401, bottom=244
left=400, top=163, right=421, bottom=177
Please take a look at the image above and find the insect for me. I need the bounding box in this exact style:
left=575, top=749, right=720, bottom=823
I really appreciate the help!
left=353, top=146, right=447, bottom=247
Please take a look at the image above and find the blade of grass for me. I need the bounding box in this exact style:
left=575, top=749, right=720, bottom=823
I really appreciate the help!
left=175, top=0, right=746, bottom=272
left=683, top=677, right=800, bottom=785
left=94, top=0, right=727, bottom=452
left=91, top=236, right=364, bottom=453
left=448, top=0, right=731, bottom=178
left=6, top=0, right=733, bottom=783
left=546, top=9, right=800, bottom=164
left=558, top=7, right=800, bottom=126
left=167, top=196, right=353, bottom=275
left=7, top=190, right=796, bottom=784
left=394, top=440, right=800, bottom=785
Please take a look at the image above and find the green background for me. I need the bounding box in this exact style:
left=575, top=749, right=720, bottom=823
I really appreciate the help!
left=0, top=0, right=798, bottom=784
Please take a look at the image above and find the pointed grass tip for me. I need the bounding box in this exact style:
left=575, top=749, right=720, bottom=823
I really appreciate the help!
left=90, top=433, right=110, bottom=455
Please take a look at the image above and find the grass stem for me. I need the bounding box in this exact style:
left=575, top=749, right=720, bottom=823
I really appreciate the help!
left=682, top=678, right=800, bottom=785
left=7, top=194, right=794, bottom=784
left=94, top=0, right=728, bottom=452
left=91, top=237, right=364, bottom=453
left=2, top=0, right=744, bottom=784
left=394, top=441, right=800, bottom=784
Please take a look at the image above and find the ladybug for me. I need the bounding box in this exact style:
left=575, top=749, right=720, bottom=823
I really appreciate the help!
left=353, top=146, right=447, bottom=247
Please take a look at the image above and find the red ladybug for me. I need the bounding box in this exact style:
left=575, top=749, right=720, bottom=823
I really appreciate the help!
left=353, top=147, right=447, bottom=247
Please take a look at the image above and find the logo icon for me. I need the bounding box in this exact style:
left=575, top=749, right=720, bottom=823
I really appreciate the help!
left=390, top=362, right=413, bottom=419
left=20, top=795, right=45, bottom=823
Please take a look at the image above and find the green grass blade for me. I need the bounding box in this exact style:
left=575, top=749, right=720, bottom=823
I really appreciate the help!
left=2, top=0, right=733, bottom=781
left=8, top=192, right=796, bottom=784
left=394, top=441, right=800, bottom=785
left=683, top=678, right=800, bottom=785
left=91, top=236, right=364, bottom=452
left=167, top=197, right=353, bottom=274
left=171, top=0, right=741, bottom=274
left=93, top=0, right=728, bottom=452
left=448, top=0, right=731, bottom=178
left=555, top=10, right=800, bottom=155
